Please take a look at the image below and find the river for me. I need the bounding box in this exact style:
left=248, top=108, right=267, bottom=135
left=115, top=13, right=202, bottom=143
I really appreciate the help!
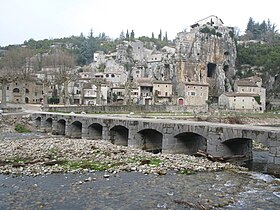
left=0, top=169, right=279, bottom=209
left=0, top=133, right=279, bottom=209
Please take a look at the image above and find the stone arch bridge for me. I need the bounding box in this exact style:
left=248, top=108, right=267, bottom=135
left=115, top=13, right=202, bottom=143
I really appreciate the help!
left=33, top=113, right=280, bottom=174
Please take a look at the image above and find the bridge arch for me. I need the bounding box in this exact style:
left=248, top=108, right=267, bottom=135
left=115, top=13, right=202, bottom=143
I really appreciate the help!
left=69, top=121, right=82, bottom=138
left=56, top=119, right=66, bottom=135
left=88, top=123, right=103, bottom=140
left=174, top=132, right=207, bottom=155
left=110, top=125, right=129, bottom=146
left=137, top=129, right=163, bottom=153
left=45, top=117, right=53, bottom=132
left=222, top=138, right=253, bottom=161
left=35, top=117, right=41, bottom=128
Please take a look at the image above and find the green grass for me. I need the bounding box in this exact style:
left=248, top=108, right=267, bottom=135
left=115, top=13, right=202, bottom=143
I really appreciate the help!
left=178, top=169, right=196, bottom=175
left=15, top=124, right=31, bottom=133
left=60, top=160, right=111, bottom=171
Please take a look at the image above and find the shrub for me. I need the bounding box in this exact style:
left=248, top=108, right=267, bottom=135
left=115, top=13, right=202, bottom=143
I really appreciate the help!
left=15, top=124, right=31, bottom=133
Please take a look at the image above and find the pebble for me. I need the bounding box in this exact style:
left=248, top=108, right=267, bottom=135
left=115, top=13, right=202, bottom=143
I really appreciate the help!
left=0, top=137, right=245, bottom=176
left=104, top=174, right=110, bottom=178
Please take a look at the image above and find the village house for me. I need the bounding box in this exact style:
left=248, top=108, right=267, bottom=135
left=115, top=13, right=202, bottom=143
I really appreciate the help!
left=83, top=83, right=108, bottom=105
left=190, top=15, right=224, bottom=29
left=184, top=82, right=209, bottom=107
left=218, top=76, right=266, bottom=112
left=2, top=81, right=43, bottom=104
left=136, top=78, right=153, bottom=105
left=153, top=80, right=172, bottom=104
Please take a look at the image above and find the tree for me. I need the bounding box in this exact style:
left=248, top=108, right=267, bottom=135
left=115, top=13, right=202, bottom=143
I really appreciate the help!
left=130, top=30, right=135, bottom=40
left=246, top=17, right=255, bottom=33
left=119, top=30, right=125, bottom=41
left=152, top=32, right=155, bottom=39
left=0, top=47, right=35, bottom=107
left=42, top=49, right=78, bottom=105
left=126, top=30, right=130, bottom=40
left=164, top=31, right=168, bottom=42
left=158, top=29, right=162, bottom=41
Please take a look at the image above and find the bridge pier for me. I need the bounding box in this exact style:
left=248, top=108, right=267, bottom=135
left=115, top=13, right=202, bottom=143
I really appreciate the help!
left=82, top=123, right=89, bottom=139
left=127, top=121, right=142, bottom=149
left=268, top=133, right=280, bottom=175
left=51, top=120, right=58, bottom=135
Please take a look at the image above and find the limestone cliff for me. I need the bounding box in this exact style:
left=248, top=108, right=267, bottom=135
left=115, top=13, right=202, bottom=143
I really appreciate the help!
left=175, top=22, right=236, bottom=98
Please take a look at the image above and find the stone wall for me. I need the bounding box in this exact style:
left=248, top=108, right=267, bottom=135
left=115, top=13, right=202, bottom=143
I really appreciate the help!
left=47, top=104, right=208, bottom=114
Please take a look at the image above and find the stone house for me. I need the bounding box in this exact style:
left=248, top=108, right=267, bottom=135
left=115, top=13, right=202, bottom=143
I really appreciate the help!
left=109, top=86, right=125, bottom=104
left=136, top=78, right=153, bottom=105
left=184, top=82, right=209, bottom=106
left=153, top=81, right=172, bottom=104
left=83, top=83, right=108, bottom=105
left=234, top=76, right=266, bottom=112
left=219, top=76, right=266, bottom=112
left=1, top=81, right=43, bottom=104
left=190, top=15, right=224, bottom=28
left=219, top=92, right=262, bottom=111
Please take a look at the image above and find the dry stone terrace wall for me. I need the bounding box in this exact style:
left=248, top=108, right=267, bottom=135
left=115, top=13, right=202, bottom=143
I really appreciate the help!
left=33, top=113, right=280, bottom=174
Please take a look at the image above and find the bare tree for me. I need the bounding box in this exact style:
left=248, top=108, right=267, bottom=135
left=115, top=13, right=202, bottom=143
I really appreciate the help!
left=42, top=49, right=78, bottom=105
left=0, top=47, right=35, bottom=107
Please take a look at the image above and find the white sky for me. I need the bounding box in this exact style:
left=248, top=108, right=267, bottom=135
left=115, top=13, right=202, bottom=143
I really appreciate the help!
left=1, top=0, right=279, bottom=46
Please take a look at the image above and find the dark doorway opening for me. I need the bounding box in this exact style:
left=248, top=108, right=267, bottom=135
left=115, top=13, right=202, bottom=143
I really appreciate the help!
left=207, top=63, right=216, bottom=78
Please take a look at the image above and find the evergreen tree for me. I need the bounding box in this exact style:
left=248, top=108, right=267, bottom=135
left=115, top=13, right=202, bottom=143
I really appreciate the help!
left=246, top=17, right=255, bottom=33
left=126, top=30, right=130, bottom=40
left=164, top=31, right=168, bottom=42
left=152, top=32, right=155, bottom=39
left=158, top=29, right=162, bottom=41
left=130, top=30, right=135, bottom=40
left=119, top=30, right=125, bottom=41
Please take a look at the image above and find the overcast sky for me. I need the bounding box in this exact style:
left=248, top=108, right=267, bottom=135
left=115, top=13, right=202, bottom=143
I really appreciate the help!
left=1, top=0, right=279, bottom=46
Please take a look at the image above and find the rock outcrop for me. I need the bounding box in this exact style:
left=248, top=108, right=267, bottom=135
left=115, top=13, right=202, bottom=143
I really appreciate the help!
left=175, top=16, right=236, bottom=98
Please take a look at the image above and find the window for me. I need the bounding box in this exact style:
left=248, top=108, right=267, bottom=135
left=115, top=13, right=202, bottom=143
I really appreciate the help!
left=191, top=92, right=196, bottom=96
left=7, top=86, right=9, bottom=90
left=106, top=74, right=109, bottom=77
left=13, top=88, right=20, bottom=93
left=111, top=74, right=115, bottom=77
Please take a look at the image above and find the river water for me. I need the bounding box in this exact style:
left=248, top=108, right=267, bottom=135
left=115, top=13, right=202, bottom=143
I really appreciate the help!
left=0, top=170, right=279, bottom=209
left=0, top=133, right=280, bottom=209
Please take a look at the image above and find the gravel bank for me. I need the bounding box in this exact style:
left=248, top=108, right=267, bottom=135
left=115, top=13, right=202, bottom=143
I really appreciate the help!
left=0, top=137, right=245, bottom=176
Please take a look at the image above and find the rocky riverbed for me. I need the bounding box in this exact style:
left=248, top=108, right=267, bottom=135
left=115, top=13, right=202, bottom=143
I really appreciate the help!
left=0, top=136, right=245, bottom=176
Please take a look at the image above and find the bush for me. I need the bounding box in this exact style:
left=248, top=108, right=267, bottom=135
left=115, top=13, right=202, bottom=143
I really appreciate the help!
left=15, top=124, right=31, bottom=133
